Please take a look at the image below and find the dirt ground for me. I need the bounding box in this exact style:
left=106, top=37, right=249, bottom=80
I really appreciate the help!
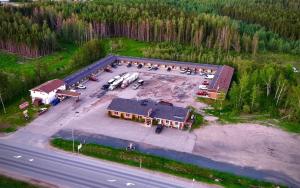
left=193, top=123, right=300, bottom=184
left=136, top=72, right=206, bottom=109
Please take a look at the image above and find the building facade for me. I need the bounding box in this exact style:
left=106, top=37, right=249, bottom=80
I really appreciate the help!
left=107, top=98, right=191, bottom=129
left=30, top=79, right=66, bottom=105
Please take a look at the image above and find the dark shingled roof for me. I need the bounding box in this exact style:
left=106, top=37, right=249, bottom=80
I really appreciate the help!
left=107, top=98, right=189, bottom=122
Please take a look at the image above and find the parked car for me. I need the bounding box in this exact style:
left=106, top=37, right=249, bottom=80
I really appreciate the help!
left=127, top=63, right=132, bottom=67
left=152, top=66, right=158, bottom=71
left=167, top=67, right=172, bottom=71
left=132, top=83, right=141, bottom=90
left=199, top=85, right=208, bottom=90
left=197, top=91, right=208, bottom=96
left=104, top=68, right=113, bottom=72
left=180, top=69, right=187, bottom=74
left=132, top=79, right=144, bottom=90
left=148, top=66, right=153, bottom=71
left=202, top=81, right=209, bottom=85
left=108, top=78, right=115, bottom=84
left=102, top=84, right=110, bottom=90
left=89, top=75, right=98, bottom=81
left=76, top=84, right=86, bottom=89
left=38, top=107, right=48, bottom=115
left=137, top=79, right=144, bottom=85
left=51, top=98, right=60, bottom=106
left=137, top=64, right=143, bottom=69
left=186, top=70, right=192, bottom=75
left=155, top=124, right=164, bottom=134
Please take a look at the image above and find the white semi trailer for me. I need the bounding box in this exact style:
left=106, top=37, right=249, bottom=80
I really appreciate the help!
left=109, top=73, right=130, bottom=90
left=121, top=72, right=139, bottom=88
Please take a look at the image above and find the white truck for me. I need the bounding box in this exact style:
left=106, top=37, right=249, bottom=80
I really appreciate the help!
left=109, top=73, right=131, bottom=90
left=121, top=72, right=139, bottom=88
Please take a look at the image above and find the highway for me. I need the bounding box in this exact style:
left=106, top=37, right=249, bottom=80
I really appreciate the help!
left=0, top=142, right=211, bottom=188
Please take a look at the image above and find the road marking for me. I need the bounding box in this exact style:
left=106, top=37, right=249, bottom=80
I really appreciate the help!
left=126, top=182, right=135, bottom=186
left=107, top=179, right=116, bottom=182
left=13, top=155, right=22, bottom=159
left=29, top=158, right=34, bottom=162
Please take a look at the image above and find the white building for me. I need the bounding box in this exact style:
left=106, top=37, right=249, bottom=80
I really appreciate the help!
left=30, top=79, right=66, bottom=105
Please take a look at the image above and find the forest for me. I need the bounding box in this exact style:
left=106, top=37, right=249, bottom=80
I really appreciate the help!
left=0, top=0, right=299, bottom=126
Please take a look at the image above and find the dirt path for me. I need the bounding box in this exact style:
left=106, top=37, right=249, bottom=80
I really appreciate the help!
left=193, top=123, right=300, bottom=185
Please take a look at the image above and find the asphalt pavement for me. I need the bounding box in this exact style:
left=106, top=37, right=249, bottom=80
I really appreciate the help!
left=0, top=141, right=213, bottom=188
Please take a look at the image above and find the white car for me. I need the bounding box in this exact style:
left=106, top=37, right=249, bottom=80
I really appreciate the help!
left=205, top=74, right=214, bottom=79
left=180, top=69, right=187, bottom=74
left=199, top=85, right=208, bottom=90
left=76, top=84, right=86, bottom=89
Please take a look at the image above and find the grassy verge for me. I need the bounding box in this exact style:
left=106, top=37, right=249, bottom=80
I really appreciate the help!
left=0, top=174, right=40, bottom=188
left=51, top=138, right=283, bottom=188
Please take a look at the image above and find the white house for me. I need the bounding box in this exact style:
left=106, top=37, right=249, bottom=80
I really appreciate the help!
left=30, top=79, right=66, bottom=105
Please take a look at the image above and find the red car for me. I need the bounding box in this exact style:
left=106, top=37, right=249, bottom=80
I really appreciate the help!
left=197, top=91, right=208, bottom=96
left=89, top=75, right=98, bottom=81
left=202, top=81, right=209, bottom=85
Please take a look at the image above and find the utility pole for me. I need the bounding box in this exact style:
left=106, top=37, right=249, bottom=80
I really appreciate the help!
left=0, top=92, right=6, bottom=114
left=72, top=129, right=74, bottom=153
left=139, top=158, right=142, bottom=168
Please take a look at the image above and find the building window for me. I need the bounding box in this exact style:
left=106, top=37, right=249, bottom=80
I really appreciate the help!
left=175, top=122, right=178, bottom=125
left=126, top=113, right=130, bottom=117
left=114, top=111, right=119, bottom=115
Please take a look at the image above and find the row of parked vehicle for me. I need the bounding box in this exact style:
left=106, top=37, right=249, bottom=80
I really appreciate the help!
left=102, top=72, right=144, bottom=91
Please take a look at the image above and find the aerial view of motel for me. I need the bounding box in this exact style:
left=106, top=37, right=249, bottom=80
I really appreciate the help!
left=29, top=55, right=234, bottom=130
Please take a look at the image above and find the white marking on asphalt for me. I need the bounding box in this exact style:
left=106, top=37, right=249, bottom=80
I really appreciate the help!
left=126, top=182, right=135, bottom=186
left=107, top=179, right=116, bottom=182
left=13, top=155, right=22, bottom=159
left=29, top=158, right=34, bottom=162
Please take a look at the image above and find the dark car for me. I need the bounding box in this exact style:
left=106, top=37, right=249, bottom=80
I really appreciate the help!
left=104, top=68, right=113, bottom=72
left=102, top=84, right=110, bottom=90
left=51, top=98, right=60, bottom=106
left=152, top=66, right=158, bottom=70
left=137, top=64, right=143, bottom=69
left=127, top=63, right=132, bottom=67
left=155, top=124, right=164, bottom=134
left=167, top=67, right=172, bottom=71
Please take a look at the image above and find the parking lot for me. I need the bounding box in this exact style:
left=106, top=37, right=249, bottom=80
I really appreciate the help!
left=60, top=63, right=208, bottom=152
left=4, top=62, right=207, bottom=152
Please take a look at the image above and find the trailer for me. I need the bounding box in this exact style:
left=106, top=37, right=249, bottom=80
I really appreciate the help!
left=108, top=73, right=130, bottom=90
left=121, top=72, right=139, bottom=88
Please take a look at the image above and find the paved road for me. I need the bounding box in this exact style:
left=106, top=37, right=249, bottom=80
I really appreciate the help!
left=54, top=129, right=298, bottom=187
left=0, top=141, right=214, bottom=188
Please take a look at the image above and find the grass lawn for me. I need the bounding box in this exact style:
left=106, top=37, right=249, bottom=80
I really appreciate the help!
left=109, top=38, right=152, bottom=57
left=0, top=174, right=40, bottom=188
left=0, top=43, right=78, bottom=77
left=51, top=138, right=283, bottom=188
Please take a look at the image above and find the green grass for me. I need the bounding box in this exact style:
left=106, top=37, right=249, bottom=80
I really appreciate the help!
left=110, top=38, right=152, bottom=57
left=0, top=43, right=78, bottom=77
left=0, top=96, right=43, bottom=133
left=0, top=174, right=40, bottom=188
left=192, top=113, right=204, bottom=130
left=278, top=121, right=300, bottom=133
left=51, top=138, right=283, bottom=188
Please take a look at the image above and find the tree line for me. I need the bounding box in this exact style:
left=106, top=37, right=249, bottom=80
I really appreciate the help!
left=0, top=8, right=57, bottom=57
left=1, top=0, right=299, bottom=57
left=141, top=42, right=300, bottom=122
